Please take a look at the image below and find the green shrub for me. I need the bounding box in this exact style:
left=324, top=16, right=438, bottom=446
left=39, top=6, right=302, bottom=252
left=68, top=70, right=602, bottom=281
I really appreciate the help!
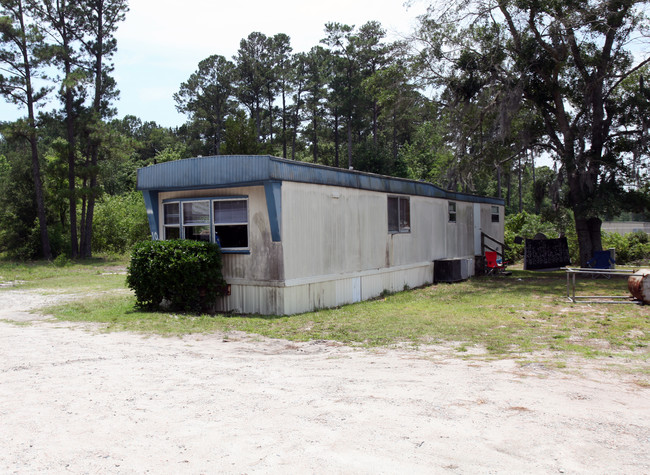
left=127, top=240, right=227, bottom=312
left=92, top=192, right=151, bottom=255
left=602, top=230, right=650, bottom=265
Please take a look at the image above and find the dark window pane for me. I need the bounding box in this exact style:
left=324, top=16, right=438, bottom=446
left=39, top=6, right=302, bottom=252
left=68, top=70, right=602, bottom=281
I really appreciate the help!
left=185, top=225, right=210, bottom=241
left=215, top=225, right=248, bottom=248
left=388, top=197, right=398, bottom=232
left=399, top=198, right=410, bottom=232
left=164, top=203, right=179, bottom=225
left=214, top=200, right=247, bottom=224
left=165, top=226, right=180, bottom=240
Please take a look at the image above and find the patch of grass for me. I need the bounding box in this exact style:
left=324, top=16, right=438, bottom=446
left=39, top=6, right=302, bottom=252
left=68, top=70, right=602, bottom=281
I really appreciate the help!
left=7, top=259, right=647, bottom=362
left=0, top=256, right=128, bottom=293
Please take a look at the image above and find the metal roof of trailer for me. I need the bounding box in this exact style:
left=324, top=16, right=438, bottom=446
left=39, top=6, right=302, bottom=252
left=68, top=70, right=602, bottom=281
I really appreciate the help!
left=137, top=155, right=504, bottom=205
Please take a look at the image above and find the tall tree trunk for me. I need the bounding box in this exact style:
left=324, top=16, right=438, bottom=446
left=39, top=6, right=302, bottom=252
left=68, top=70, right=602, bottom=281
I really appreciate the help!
left=17, top=0, right=50, bottom=258
left=391, top=110, right=397, bottom=163
left=518, top=154, right=523, bottom=212
left=372, top=100, right=378, bottom=147
left=291, top=108, right=298, bottom=160
left=59, top=0, right=79, bottom=258
left=215, top=119, right=222, bottom=155
left=334, top=107, right=339, bottom=167
left=496, top=163, right=502, bottom=199
left=291, top=84, right=302, bottom=161
left=312, top=107, right=319, bottom=163
left=82, top=173, right=96, bottom=257
left=80, top=0, right=104, bottom=258
left=28, top=134, right=51, bottom=259
left=267, top=94, right=273, bottom=145
left=254, top=99, right=261, bottom=142
left=347, top=118, right=352, bottom=169
left=506, top=169, right=511, bottom=208
left=281, top=88, right=287, bottom=158
left=575, top=215, right=602, bottom=267
left=530, top=149, right=536, bottom=188
left=79, top=178, right=87, bottom=255
left=64, top=60, right=78, bottom=258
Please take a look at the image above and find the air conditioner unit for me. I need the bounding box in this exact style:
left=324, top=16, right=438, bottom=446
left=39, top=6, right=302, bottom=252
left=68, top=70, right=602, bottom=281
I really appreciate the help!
left=434, top=258, right=471, bottom=283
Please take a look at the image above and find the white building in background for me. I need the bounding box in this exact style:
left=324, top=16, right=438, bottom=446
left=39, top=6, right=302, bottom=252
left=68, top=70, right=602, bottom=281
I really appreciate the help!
left=601, top=221, right=650, bottom=236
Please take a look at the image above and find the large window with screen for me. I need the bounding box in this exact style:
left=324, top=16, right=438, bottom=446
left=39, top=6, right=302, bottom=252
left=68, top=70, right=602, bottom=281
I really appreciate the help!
left=162, top=197, right=249, bottom=251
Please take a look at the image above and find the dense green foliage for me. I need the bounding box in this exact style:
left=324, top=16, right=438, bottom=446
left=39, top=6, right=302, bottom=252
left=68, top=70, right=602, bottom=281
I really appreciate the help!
left=1, top=2, right=648, bottom=262
left=126, top=240, right=226, bottom=312
left=602, top=231, right=650, bottom=266
left=91, top=191, right=150, bottom=254
left=0, top=0, right=129, bottom=259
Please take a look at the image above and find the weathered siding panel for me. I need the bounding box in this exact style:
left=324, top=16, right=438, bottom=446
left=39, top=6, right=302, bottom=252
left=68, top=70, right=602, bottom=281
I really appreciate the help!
left=282, top=183, right=386, bottom=280
left=282, top=183, right=454, bottom=282
left=280, top=263, right=434, bottom=315
left=446, top=201, right=475, bottom=258
left=361, top=263, right=434, bottom=300
left=214, top=284, right=284, bottom=315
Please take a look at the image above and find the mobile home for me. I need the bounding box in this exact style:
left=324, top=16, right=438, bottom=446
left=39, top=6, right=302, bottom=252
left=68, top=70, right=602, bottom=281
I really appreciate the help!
left=137, top=155, right=504, bottom=315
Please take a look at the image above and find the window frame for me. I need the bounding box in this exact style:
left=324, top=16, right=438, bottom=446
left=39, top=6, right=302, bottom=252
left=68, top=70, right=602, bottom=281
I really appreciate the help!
left=448, top=201, right=457, bottom=223
left=213, top=197, right=249, bottom=250
left=491, top=205, right=500, bottom=223
left=182, top=200, right=211, bottom=242
left=161, top=196, right=250, bottom=253
left=387, top=195, right=411, bottom=234
left=163, top=201, right=181, bottom=240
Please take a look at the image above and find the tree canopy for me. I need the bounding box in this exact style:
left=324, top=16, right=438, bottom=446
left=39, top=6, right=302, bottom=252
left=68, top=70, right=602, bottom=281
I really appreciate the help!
left=413, top=0, right=650, bottom=265
left=1, top=3, right=649, bottom=261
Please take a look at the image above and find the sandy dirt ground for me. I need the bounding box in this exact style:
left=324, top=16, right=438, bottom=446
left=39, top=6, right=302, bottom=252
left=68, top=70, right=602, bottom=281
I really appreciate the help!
left=0, top=289, right=649, bottom=474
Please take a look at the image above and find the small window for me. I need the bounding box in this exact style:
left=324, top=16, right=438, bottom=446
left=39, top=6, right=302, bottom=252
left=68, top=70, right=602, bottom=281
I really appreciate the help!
left=448, top=202, right=457, bottom=223
left=388, top=196, right=410, bottom=233
left=214, top=199, right=248, bottom=249
left=163, top=202, right=180, bottom=239
left=491, top=205, right=500, bottom=223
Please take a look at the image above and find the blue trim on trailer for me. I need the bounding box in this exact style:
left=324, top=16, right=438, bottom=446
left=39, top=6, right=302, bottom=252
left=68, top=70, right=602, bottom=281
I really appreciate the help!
left=264, top=181, right=282, bottom=242
left=136, top=155, right=504, bottom=206
left=141, top=190, right=159, bottom=239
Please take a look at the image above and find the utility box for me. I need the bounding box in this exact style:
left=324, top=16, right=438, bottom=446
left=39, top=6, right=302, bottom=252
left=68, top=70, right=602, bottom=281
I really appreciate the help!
left=434, top=258, right=471, bottom=283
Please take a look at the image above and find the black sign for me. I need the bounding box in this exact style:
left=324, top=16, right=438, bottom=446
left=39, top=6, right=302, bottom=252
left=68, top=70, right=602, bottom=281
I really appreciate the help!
left=524, top=237, right=571, bottom=270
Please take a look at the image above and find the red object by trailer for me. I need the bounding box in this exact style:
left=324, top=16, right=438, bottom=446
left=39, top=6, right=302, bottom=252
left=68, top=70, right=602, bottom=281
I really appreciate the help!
left=485, top=251, right=505, bottom=275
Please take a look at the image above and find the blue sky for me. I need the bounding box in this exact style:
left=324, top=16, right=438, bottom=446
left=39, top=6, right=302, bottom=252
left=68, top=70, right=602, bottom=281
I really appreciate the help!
left=1, top=0, right=428, bottom=128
